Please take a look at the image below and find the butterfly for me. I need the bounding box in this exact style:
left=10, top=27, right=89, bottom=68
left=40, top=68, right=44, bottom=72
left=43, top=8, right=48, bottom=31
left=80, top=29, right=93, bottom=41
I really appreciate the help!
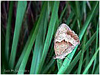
left=53, top=23, right=80, bottom=59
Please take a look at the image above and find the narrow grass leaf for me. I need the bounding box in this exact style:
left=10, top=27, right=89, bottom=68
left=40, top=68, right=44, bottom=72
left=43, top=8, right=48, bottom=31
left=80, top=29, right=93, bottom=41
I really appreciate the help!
left=82, top=1, right=86, bottom=21
left=92, top=23, right=98, bottom=73
left=42, top=58, right=55, bottom=73
left=94, top=64, right=99, bottom=74
left=70, top=17, right=77, bottom=29
left=92, top=23, right=99, bottom=73
left=65, top=51, right=81, bottom=74
left=9, top=1, right=27, bottom=69
left=57, top=59, right=63, bottom=69
left=75, top=1, right=81, bottom=30
left=85, top=42, right=89, bottom=73
left=77, top=31, right=87, bottom=74
left=59, top=3, right=68, bottom=23
left=30, top=2, right=50, bottom=74
left=5, top=2, right=13, bottom=61
left=66, top=12, right=74, bottom=25
left=15, top=22, right=36, bottom=70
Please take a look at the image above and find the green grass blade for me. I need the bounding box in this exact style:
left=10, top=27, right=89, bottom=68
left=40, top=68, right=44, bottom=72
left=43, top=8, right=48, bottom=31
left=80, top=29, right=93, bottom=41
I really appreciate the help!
left=82, top=1, right=86, bottom=22
left=77, top=31, right=87, bottom=74
left=17, top=21, right=39, bottom=74
left=92, top=23, right=98, bottom=73
left=1, top=31, right=6, bottom=73
left=15, top=22, right=36, bottom=70
left=30, top=2, right=50, bottom=74
left=83, top=48, right=99, bottom=74
left=75, top=1, right=80, bottom=19
left=36, top=2, right=60, bottom=73
left=66, top=12, right=74, bottom=25
left=70, top=17, right=77, bottom=29
left=5, top=2, right=13, bottom=61
left=9, top=1, right=27, bottom=69
left=57, top=59, right=63, bottom=69
left=85, top=42, right=89, bottom=73
left=42, top=58, right=55, bottom=73
left=65, top=51, right=81, bottom=74
left=75, top=1, right=81, bottom=30
left=57, top=2, right=98, bottom=74
left=44, top=43, right=54, bottom=66
left=59, top=3, right=68, bottom=23
left=94, top=64, right=99, bottom=74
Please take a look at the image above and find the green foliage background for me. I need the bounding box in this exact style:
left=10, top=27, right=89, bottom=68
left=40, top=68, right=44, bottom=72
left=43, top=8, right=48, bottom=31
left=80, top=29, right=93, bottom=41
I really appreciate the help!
left=1, top=1, right=99, bottom=74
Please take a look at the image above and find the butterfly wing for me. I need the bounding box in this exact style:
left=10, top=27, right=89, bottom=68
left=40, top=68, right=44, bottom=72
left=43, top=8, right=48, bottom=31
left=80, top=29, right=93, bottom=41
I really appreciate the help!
left=54, top=23, right=80, bottom=59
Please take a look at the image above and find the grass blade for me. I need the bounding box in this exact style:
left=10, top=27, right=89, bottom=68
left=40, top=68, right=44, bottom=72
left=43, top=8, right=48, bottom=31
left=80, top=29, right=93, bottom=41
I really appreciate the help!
left=9, top=1, right=27, bottom=69
left=92, top=23, right=99, bottom=73
left=75, top=1, right=81, bottom=30
left=94, top=64, right=99, bottom=74
left=59, top=3, right=68, bottom=23
left=77, top=31, right=87, bottom=74
left=65, top=51, right=81, bottom=74
left=57, top=59, right=63, bottom=69
left=66, top=12, right=74, bottom=25
left=30, top=2, right=50, bottom=74
left=15, top=22, right=37, bottom=70
left=84, top=42, right=89, bottom=73
left=42, top=58, right=55, bottom=73
left=5, top=2, right=13, bottom=61
left=70, top=17, right=77, bottom=29
left=17, top=20, right=39, bottom=74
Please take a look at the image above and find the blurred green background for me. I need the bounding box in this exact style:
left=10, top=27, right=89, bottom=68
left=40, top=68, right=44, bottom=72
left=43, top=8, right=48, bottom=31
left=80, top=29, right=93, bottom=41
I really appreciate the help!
left=1, top=1, right=99, bottom=74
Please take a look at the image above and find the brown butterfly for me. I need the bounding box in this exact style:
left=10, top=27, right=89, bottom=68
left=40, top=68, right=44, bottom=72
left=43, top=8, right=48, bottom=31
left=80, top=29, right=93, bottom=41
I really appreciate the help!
left=53, top=23, right=80, bottom=59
